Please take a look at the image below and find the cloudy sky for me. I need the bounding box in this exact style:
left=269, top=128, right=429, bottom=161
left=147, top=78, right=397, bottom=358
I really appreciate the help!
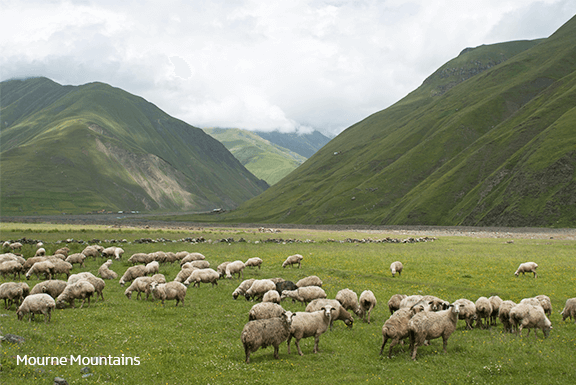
left=1, top=0, right=575, bottom=137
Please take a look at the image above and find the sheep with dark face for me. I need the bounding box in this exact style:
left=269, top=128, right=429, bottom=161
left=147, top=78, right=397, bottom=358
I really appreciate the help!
left=275, top=280, right=297, bottom=295
left=241, top=310, right=295, bottom=363
left=287, top=305, right=335, bottom=356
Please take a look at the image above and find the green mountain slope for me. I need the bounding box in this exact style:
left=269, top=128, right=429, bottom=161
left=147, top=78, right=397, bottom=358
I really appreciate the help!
left=203, top=128, right=307, bottom=185
left=254, top=130, right=331, bottom=158
left=0, top=78, right=268, bottom=215
left=225, top=16, right=576, bottom=227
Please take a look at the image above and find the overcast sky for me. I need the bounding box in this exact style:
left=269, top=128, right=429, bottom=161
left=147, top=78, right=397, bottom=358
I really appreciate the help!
left=1, top=1, right=575, bottom=137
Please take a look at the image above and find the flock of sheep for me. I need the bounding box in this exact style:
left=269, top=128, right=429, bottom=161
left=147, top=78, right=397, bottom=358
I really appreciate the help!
left=1, top=239, right=576, bottom=365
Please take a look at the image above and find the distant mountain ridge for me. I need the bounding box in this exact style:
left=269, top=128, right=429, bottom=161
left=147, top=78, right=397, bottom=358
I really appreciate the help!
left=253, top=130, right=331, bottom=158
left=0, top=77, right=268, bottom=215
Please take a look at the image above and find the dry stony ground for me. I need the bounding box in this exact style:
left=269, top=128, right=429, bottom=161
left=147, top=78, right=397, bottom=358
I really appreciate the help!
left=2, top=214, right=576, bottom=240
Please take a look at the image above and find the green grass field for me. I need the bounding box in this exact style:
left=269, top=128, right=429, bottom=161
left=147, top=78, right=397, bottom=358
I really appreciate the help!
left=1, top=223, right=575, bottom=384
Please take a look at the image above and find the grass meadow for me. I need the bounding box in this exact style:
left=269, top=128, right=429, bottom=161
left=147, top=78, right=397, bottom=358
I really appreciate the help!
left=1, top=223, right=575, bottom=384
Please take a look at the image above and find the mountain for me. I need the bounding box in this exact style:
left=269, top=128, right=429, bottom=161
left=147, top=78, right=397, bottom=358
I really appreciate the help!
left=0, top=78, right=268, bottom=215
left=203, top=128, right=307, bottom=185
left=225, top=16, right=576, bottom=227
left=253, top=130, right=331, bottom=158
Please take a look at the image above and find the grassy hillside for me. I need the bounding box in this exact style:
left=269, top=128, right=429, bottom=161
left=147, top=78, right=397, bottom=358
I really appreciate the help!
left=0, top=78, right=268, bottom=215
left=204, top=128, right=307, bottom=185
left=221, top=16, right=576, bottom=227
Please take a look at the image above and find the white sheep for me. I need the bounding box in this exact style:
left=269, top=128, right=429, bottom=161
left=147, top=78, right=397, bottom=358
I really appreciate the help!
left=245, top=257, right=263, bottom=269
left=248, top=302, right=285, bottom=321
left=65, top=253, right=87, bottom=267
left=150, top=281, right=187, bottom=306
left=30, top=280, right=68, bottom=299
left=0, top=260, right=23, bottom=279
left=408, top=303, right=460, bottom=360
left=510, top=303, right=552, bottom=338
left=174, top=267, right=198, bottom=283
left=225, top=260, right=245, bottom=279
left=296, top=275, right=323, bottom=288
left=69, top=274, right=105, bottom=302
left=306, top=298, right=354, bottom=330
left=561, top=298, right=576, bottom=323
left=233, top=279, right=256, bottom=300
left=0, top=282, right=25, bottom=309
left=217, top=261, right=231, bottom=278
left=453, top=298, right=476, bottom=330
left=54, top=247, right=70, bottom=257
left=359, top=290, right=377, bottom=324
left=25, top=260, right=55, bottom=280
left=151, top=273, right=166, bottom=283
left=282, top=254, right=303, bottom=268
left=498, top=300, right=517, bottom=332
left=515, top=262, right=538, bottom=278
left=55, top=280, right=95, bottom=309
left=81, top=245, right=103, bottom=259
left=535, top=295, right=552, bottom=316
left=245, top=279, right=276, bottom=301
left=388, top=294, right=407, bottom=315
left=488, top=295, right=503, bottom=326
left=241, top=310, right=295, bottom=363
left=145, top=261, right=160, bottom=276
left=102, top=246, right=124, bottom=260
left=280, top=287, right=327, bottom=305
left=390, top=261, right=403, bottom=277
left=128, top=253, right=153, bottom=265
left=180, top=252, right=206, bottom=265
left=98, top=259, right=118, bottom=280
left=335, top=288, right=362, bottom=317
left=34, top=248, right=46, bottom=257
left=380, top=306, right=423, bottom=358
left=16, top=293, right=56, bottom=323
left=125, top=277, right=154, bottom=300
left=262, top=290, right=281, bottom=304
left=119, top=265, right=148, bottom=286
left=399, top=295, right=424, bottom=309
left=48, top=258, right=73, bottom=280
left=287, top=305, right=335, bottom=356
left=475, top=296, right=492, bottom=329
left=184, top=268, right=220, bottom=288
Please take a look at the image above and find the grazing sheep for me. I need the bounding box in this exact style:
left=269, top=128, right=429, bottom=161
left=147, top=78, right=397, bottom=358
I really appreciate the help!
left=535, top=295, right=552, bottom=316
left=22, top=256, right=47, bottom=270
left=380, top=306, right=423, bottom=358
left=282, top=254, right=303, bottom=268
left=245, top=257, right=263, bottom=269
left=245, top=279, right=276, bottom=301
left=55, top=280, right=95, bottom=309
left=7, top=242, right=23, bottom=251
left=0, top=282, right=25, bottom=309
left=336, top=288, right=362, bottom=317
left=101, top=246, right=124, bottom=260
left=296, top=275, right=323, bottom=288
left=248, top=302, right=285, bottom=321
left=65, top=253, right=86, bottom=268
left=119, top=265, right=148, bottom=286
left=475, top=297, right=492, bottom=329
left=98, top=259, right=118, bottom=280
left=145, top=261, right=160, bottom=275
left=30, top=280, right=68, bottom=299
left=125, top=277, right=154, bottom=300
left=515, top=262, right=538, bottom=278
left=225, top=260, right=246, bottom=279
left=217, top=262, right=231, bottom=278
left=287, top=305, right=335, bottom=356
left=0, top=253, right=25, bottom=265
left=510, top=303, right=552, bottom=338
left=174, top=267, right=198, bottom=283
left=81, top=245, right=103, bottom=259
left=54, top=247, right=70, bottom=257
left=359, top=290, right=377, bottom=324
left=184, top=268, right=220, bottom=288
left=419, top=295, right=450, bottom=312
left=281, top=287, right=327, bottom=305
left=241, top=310, right=295, bottom=363
left=453, top=298, right=477, bottom=330
left=128, top=253, right=153, bottom=265
left=151, top=273, right=166, bottom=283
left=48, top=259, right=73, bottom=280
left=306, top=299, right=354, bottom=330
left=489, top=295, right=503, bottom=326
left=34, top=248, right=46, bottom=257
left=262, top=290, right=281, bottom=304
left=180, top=252, right=206, bottom=265
left=399, top=295, right=424, bottom=309
left=275, top=280, right=297, bottom=295
left=408, top=303, right=460, bottom=360
left=0, top=260, right=22, bottom=279
left=498, top=300, right=517, bottom=332
left=150, top=281, right=187, bottom=306
left=561, top=298, right=576, bottom=323
left=233, top=279, right=256, bottom=300
left=390, top=261, right=403, bottom=277
left=16, top=293, right=55, bottom=323
left=26, top=261, right=55, bottom=280
left=388, top=294, right=407, bottom=315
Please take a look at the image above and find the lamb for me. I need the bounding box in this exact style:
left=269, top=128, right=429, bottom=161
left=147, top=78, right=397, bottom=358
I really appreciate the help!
left=359, top=290, right=377, bottom=324
left=184, top=268, right=220, bottom=288
left=128, top=253, right=153, bottom=265
left=241, top=310, right=295, bottom=363
left=125, top=277, right=154, bottom=300
left=561, top=298, right=576, bottom=323
left=0, top=260, right=22, bottom=279
left=16, top=293, right=56, bottom=323
left=25, top=260, right=55, bottom=280
left=150, top=281, right=187, bottom=306
left=245, top=279, right=276, bottom=301
left=509, top=303, right=552, bottom=338
left=296, top=275, right=323, bottom=288
left=280, top=287, right=327, bottom=305
left=55, top=280, right=95, bottom=309
left=225, top=260, right=245, bottom=279
left=275, top=280, right=297, bottom=295
left=287, top=305, right=335, bottom=356
left=30, top=280, right=68, bottom=299
left=498, top=300, right=517, bottom=332
left=488, top=295, right=503, bottom=326
left=65, top=253, right=87, bottom=267
left=453, top=298, right=476, bottom=330
left=98, top=259, right=118, bottom=279
left=475, top=296, right=493, bottom=329
left=390, top=261, right=403, bottom=277
left=262, top=290, right=281, bottom=304
left=119, top=265, right=148, bottom=286
left=336, top=288, right=362, bottom=317
left=248, top=302, right=285, bottom=321
left=145, top=261, right=160, bottom=275
left=306, top=299, right=354, bottom=330
left=380, top=306, right=423, bottom=358
left=245, top=257, right=263, bottom=269
left=515, top=262, right=538, bottom=278
left=282, top=254, right=303, bottom=268
left=233, top=279, right=256, bottom=300
left=408, top=303, right=460, bottom=360
left=388, top=294, right=407, bottom=315
left=0, top=282, right=25, bottom=309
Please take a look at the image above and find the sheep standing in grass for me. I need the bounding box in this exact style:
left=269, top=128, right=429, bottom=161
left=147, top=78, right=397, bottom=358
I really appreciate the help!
left=233, top=279, right=256, bottom=300
left=336, top=288, right=362, bottom=317
left=26, top=260, right=55, bottom=280
left=245, top=257, right=263, bottom=269
left=55, top=280, right=95, bottom=309
left=81, top=245, right=103, bottom=259
left=245, top=279, right=276, bottom=301
left=498, top=300, right=517, bottom=332
left=390, top=261, right=403, bottom=277
left=49, top=259, right=73, bottom=280
left=275, top=280, right=297, bottom=295
left=306, top=299, right=354, bottom=330
left=16, top=293, right=55, bottom=323
left=282, top=254, right=303, bottom=268
left=225, top=260, right=245, bottom=279
left=150, top=281, right=187, bottom=306
left=98, top=259, right=118, bottom=280
left=510, top=303, right=552, bottom=338
left=0, top=260, right=22, bottom=279
left=399, top=295, right=424, bottom=309
left=103, top=246, right=124, bottom=260
left=561, top=298, right=576, bottom=323
left=125, top=277, right=154, bottom=300
left=262, top=290, right=281, bottom=304
left=287, top=305, right=335, bottom=356
left=241, top=310, right=295, bottom=363
left=217, top=262, right=231, bottom=278
left=296, top=275, right=323, bottom=288
left=408, top=303, right=460, bottom=360
left=489, top=295, right=503, bottom=326
left=475, top=297, right=492, bottom=329
left=359, top=290, right=377, bottom=324
left=248, top=302, right=285, bottom=321
left=119, top=265, right=148, bottom=286
left=515, top=262, right=538, bottom=278
left=174, top=266, right=198, bottom=283
left=380, top=305, right=424, bottom=358
left=184, top=268, right=220, bottom=288
left=65, top=253, right=87, bottom=268
left=0, top=282, right=25, bottom=309
left=535, top=295, right=552, bottom=316
left=180, top=252, right=206, bottom=265
left=280, top=287, right=326, bottom=305
left=388, top=294, right=407, bottom=315
left=453, top=298, right=476, bottom=330
left=145, top=261, right=160, bottom=276
left=30, top=280, right=68, bottom=299
left=128, top=253, right=153, bottom=265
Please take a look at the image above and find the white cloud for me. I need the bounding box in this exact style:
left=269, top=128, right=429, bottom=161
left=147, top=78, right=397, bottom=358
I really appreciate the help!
left=1, top=0, right=575, bottom=136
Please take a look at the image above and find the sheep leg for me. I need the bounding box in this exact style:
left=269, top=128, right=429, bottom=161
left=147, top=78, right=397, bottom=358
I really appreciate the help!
left=273, top=345, right=280, bottom=359
left=388, top=338, right=402, bottom=358
left=313, top=335, right=321, bottom=353
left=442, top=336, right=448, bottom=353
left=286, top=336, right=292, bottom=354
left=295, top=338, right=304, bottom=356
left=379, top=335, right=388, bottom=355
left=244, top=346, right=251, bottom=364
